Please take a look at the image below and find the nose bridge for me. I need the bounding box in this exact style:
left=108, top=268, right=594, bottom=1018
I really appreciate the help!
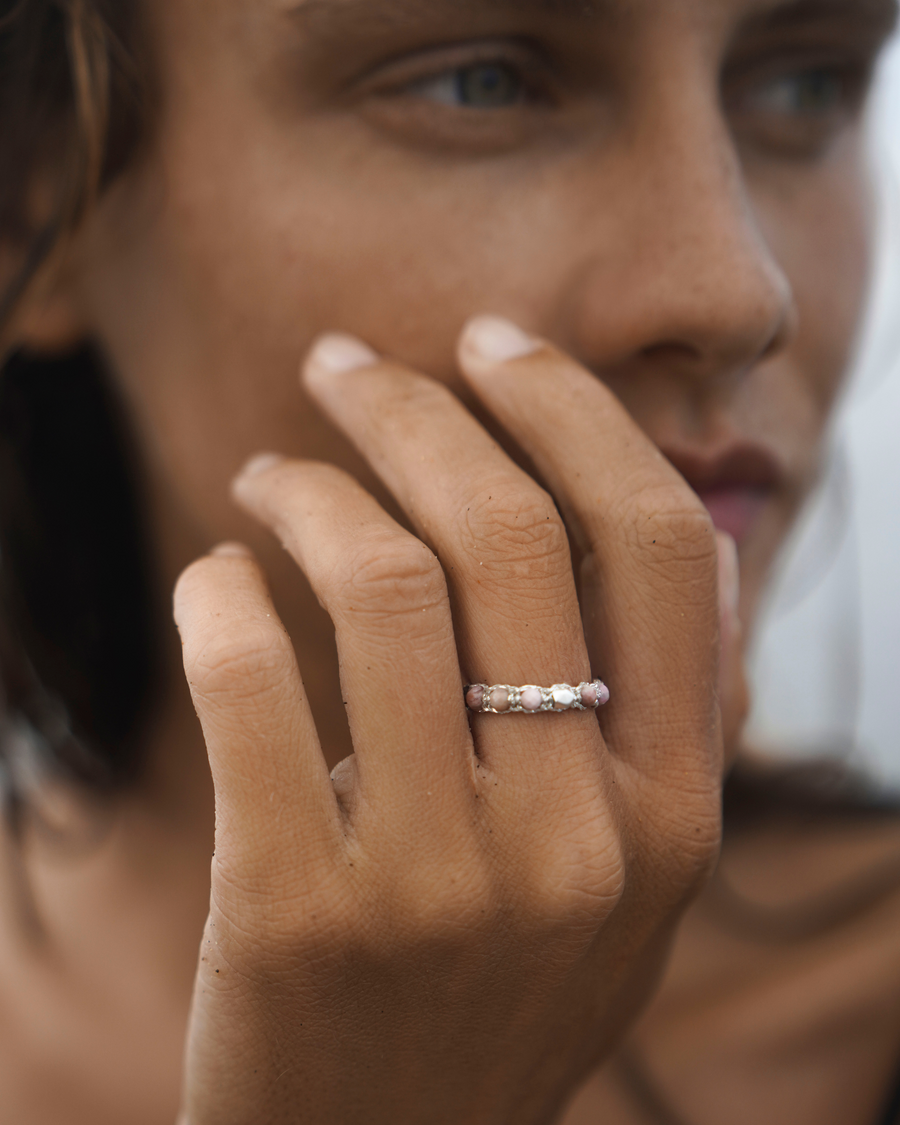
left=568, top=64, right=795, bottom=378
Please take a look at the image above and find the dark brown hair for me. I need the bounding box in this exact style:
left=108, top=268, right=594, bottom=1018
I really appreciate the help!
left=0, top=0, right=145, bottom=324
left=0, top=0, right=156, bottom=802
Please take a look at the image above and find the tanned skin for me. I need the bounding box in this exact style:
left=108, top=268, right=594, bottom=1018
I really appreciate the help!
left=2, top=0, right=899, bottom=1122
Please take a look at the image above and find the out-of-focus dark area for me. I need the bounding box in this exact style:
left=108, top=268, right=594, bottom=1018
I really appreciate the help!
left=0, top=346, right=158, bottom=789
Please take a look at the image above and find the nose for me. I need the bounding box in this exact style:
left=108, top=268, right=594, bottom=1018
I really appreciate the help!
left=561, top=76, right=796, bottom=387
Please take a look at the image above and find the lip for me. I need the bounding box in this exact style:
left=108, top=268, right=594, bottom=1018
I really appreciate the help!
left=693, top=485, right=771, bottom=544
left=661, top=443, right=783, bottom=546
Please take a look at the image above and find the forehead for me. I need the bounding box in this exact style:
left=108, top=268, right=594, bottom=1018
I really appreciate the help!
left=154, top=0, right=897, bottom=114
left=161, top=0, right=897, bottom=71
left=205, top=0, right=890, bottom=72
left=273, top=0, right=898, bottom=30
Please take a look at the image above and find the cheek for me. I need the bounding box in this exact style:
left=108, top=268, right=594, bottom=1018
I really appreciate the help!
left=150, top=57, right=584, bottom=375
left=78, top=110, right=575, bottom=555
left=752, top=139, right=871, bottom=438
left=223, top=152, right=568, bottom=378
left=80, top=69, right=873, bottom=573
left=724, top=146, right=870, bottom=619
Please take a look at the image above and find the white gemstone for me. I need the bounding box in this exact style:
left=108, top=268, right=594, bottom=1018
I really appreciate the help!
left=551, top=687, right=576, bottom=709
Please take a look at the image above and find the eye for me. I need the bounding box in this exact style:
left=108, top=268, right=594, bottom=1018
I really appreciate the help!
left=352, top=42, right=563, bottom=155
left=749, top=68, right=845, bottom=116
left=727, top=59, right=865, bottom=159
left=411, top=61, right=528, bottom=109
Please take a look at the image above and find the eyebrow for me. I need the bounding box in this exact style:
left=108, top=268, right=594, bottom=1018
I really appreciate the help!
left=286, top=0, right=614, bottom=32
left=286, top=0, right=899, bottom=18
left=285, top=0, right=899, bottom=41
left=743, top=0, right=899, bottom=34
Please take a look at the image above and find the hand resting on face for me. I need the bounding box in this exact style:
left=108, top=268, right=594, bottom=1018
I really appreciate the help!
left=173, top=316, right=743, bottom=1125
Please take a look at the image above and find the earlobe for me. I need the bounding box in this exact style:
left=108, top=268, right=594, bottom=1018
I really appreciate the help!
left=7, top=266, right=89, bottom=355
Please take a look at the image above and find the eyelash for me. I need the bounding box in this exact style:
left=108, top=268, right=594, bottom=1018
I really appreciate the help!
left=360, top=41, right=556, bottom=109
left=726, top=58, right=869, bottom=157
left=408, top=61, right=534, bottom=110
left=353, top=38, right=873, bottom=161
left=735, top=63, right=864, bottom=115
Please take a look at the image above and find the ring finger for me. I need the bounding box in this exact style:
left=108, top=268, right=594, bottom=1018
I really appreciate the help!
left=299, top=334, right=601, bottom=775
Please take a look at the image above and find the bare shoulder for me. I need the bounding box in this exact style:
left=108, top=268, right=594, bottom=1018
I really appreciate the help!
left=0, top=801, right=207, bottom=1125
left=0, top=823, right=80, bottom=1125
left=562, top=807, right=900, bottom=1125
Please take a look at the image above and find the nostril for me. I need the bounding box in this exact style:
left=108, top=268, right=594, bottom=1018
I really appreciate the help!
left=762, top=297, right=799, bottom=362
left=638, top=282, right=796, bottom=378
left=641, top=341, right=705, bottom=367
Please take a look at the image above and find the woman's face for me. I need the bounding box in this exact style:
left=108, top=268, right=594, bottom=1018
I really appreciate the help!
left=60, top=0, right=893, bottom=651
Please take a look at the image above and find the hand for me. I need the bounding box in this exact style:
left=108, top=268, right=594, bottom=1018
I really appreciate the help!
left=173, top=316, right=728, bottom=1125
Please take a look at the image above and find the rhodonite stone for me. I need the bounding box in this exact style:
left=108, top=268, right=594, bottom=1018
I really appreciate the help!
left=520, top=687, right=543, bottom=712
left=580, top=684, right=598, bottom=707
left=465, top=685, right=484, bottom=711
left=489, top=687, right=510, bottom=712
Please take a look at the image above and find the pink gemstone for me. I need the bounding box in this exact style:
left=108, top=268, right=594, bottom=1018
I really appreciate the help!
left=489, top=687, right=510, bottom=712
left=465, top=685, right=484, bottom=711
left=520, top=687, right=543, bottom=712
left=580, top=684, right=598, bottom=708
left=596, top=682, right=610, bottom=706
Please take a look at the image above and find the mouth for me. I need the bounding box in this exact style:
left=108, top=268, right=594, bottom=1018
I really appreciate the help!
left=661, top=444, right=783, bottom=546
left=693, top=485, right=771, bottom=544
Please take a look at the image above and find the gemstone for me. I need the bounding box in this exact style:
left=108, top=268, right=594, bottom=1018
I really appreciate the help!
left=551, top=686, right=576, bottom=710
left=580, top=684, right=598, bottom=707
left=596, top=682, right=610, bottom=706
left=465, top=685, right=484, bottom=711
left=489, top=687, right=510, bottom=712
left=520, top=687, right=543, bottom=712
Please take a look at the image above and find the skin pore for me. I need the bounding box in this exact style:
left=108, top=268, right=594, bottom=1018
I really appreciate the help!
left=1, top=0, right=899, bottom=1122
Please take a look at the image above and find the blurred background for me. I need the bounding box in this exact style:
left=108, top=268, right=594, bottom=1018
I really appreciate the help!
left=746, top=32, right=900, bottom=792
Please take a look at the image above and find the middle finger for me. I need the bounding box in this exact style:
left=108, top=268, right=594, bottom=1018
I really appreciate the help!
left=302, top=334, right=601, bottom=771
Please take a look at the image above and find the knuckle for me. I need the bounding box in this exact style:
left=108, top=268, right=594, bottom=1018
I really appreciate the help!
left=207, top=864, right=356, bottom=978
left=392, top=860, right=496, bottom=940
left=333, top=530, right=447, bottom=617
left=517, top=803, right=626, bottom=928
left=458, top=479, right=570, bottom=572
left=186, top=618, right=295, bottom=705
left=619, top=483, right=717, bottom=569
left=638, top=781, right=722, bottom=904
left=669, top=792, right=722, bottom=882
left=210, top=847, right=496, bottom=974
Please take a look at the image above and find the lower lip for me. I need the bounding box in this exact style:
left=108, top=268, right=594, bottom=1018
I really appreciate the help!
left=696, top=486, right=769, bottom=545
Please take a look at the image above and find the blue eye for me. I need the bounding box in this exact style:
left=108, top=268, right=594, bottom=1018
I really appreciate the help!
left=413, top=62, right=526, bottom=109
left=457, top=63, right=524, bottom=107
left=752, top=69, right=844, bottom=115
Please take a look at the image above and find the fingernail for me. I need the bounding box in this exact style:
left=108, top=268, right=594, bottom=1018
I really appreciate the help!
left=211, top=541, right=254, bottom=560
left=716, top=531, right=740, bottom=617
left=462, top=316, right=540, bottom=364
left=240, top=452, right=285, bottom=479
left=307, top=333, right=379, bottom=376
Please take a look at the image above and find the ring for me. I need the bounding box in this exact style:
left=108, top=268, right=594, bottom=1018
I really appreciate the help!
left=464, top=679, right=610, bottom=714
